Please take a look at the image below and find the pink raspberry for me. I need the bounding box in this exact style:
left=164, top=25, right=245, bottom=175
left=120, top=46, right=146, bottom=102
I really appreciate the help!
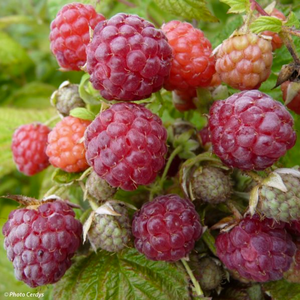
left=11, top=123, right=51, bottom=176
left=2, top=200, right=82, bottom=287
left=50, top=3, right=105, bottom=71
left=216, top=215, right=296, bottom=282
left=86, top=13, right=173, bottom=101
left=85, top=103, right=167, bottom=191
left=216, top=33, right=273, bottom=90
left=162, top=20, right=216, bottom=91
left=208, top=90, right=296, bottom=170
left=132, top=194, right=202, bottom=261
left=46, top=116, right=91, bottom=173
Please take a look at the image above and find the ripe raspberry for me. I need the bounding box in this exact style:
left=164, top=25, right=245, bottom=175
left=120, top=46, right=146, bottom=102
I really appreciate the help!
left=2, top=200, right=82, bottom=287
left=162, top=20, right=216, bottom=91
left=261, top=9, right=286, bottom=51
left=281, top=81, right=300, bottom=115
left=132, top=194, right=202, bottom=261
left=257, top=170, right=300, bottom=222
left=50, top=3, right=105, bottom=71
left=51, top=82, right=85, bottom=117
left=191, top=166, right=232, bottom=204
left=208, top=90, right=296, bottom=170
left=284, top=239, right=300, bottom=283
left=88, top=203, right=131, bottom=252
left=199, top=125, right=211, bottom=150
left=46, top=116, right=91, bottom=173
left=172, top=89, right=197, bottom=111
left=216, top=214, right=296, bottom=282
left=11, top=123, right=51, bottom=176
left=86, top=170, right=117, bottom=202
left=85, top=103, right=167, bottom=191
left=216, top=33, right=273, bottom=90
left=86, top=13, right=173, bottom=101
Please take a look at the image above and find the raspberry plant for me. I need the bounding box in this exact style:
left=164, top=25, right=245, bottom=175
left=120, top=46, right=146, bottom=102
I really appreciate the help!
left=2, top=0, right=300, bottom=299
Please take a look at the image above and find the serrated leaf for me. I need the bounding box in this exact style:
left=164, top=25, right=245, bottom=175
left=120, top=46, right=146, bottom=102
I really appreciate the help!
left=52, top=169, right=83, bottom=186
left=250, top=16, right=283, bottom=34
left=70, top=107, right=95, bottom=121
left=53, top=248, right=190, bottom=300
left=154, top=0, right=218, bottom=22
left=264, top=279, right=300, bottom=300
left=220, top=0, right=249, bottom=14
left=285, top=12, right=300, bottom=28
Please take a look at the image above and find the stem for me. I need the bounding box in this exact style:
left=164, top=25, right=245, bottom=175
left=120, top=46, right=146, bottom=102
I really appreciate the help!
left=43, top=115, right=61, bottom=127
left=159, top=145, right=182, bottom=187
left=201, top=229, right=217, bottom=256
left=226, top=201, right=243, bottom=220
left=44, top=185, right=60, bottom=198
left=280, top=29, right=300, bottom=64
left=181, top=259, right=203, bottom=297
left=117, top=0, right=136, bottom=7
left=245, top=171, right=262, bottom=183
left=249, top=0, right=269, bottom=16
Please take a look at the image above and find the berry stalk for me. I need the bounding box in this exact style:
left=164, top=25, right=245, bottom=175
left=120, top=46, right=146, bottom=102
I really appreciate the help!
left=181, top=258, right=204, bottom=297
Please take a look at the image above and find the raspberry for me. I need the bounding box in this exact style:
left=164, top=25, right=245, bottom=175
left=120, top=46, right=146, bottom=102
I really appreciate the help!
left=284, top=239, right=300, bottom=283
left=51, top=82, right=85, bottom=117
left=11, top=123, right=51, bottom=176
left=84, top=103, right=167, bottom=191
left=191, top=166, right=232, bottom=204
left=216, top=33, right=273, bottom=90
left=208, top=90, right=296, bottom=170
left=162, top=20, right=216, bottom=91
left=286, top=220, right=300, bottom=237
left=257, top=170, right=300, bottom=222
left=199, top=125, right=211, bottom=150
left=2, top=200, right=82, bottom=287
left=261, top=9, right=286, bottom=51
left=132, top=194, right=202, bottom=261
left=216, top=214, right=296, bottom=282
left=50, top=3, right=105, bottom=71
left=86, top=13, right=173, bottom=101
left=88, top=203, right=131, bottom=252
left=172, top=89, right=197, bottom=111
left=46, top=116, right=91, bottom=173
left=281, top=81, right=300, bottom=115
left=86, top=171, right=117, bottom=202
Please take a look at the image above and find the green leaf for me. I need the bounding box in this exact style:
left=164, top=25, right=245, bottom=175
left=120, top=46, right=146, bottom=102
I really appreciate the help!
left=285, top=12, right=300, bottom=28
left=263, top=279, right=300, bottom=300
left=0, top=31, right=32, bottom=78
left=70, top=107, right=95, bottom=121
left=79, top=73, right=103, bottom=105
left=53, top=248, right=190, bottom=300
left=220, top=0, right=249, bottom=14
left=250, top=16, right=283, bottom=34
left=153, top=0, right=218, bottom=22
left=52, top=169, right=83, bottom=186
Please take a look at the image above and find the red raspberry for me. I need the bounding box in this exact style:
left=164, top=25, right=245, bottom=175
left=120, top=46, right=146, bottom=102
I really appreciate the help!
left=50, top=3, right=105, bottom=71
left=132, top=194, right=202, bottom=261
left=216, top=33, right=273, bottom=90
left=46, top=116, right=91, bottom=173
left=84, top=103, right=167, bottom=191
left=262, top=9, right=286, bottom=51
left=216, top=215, right=296, bottom=282
left=285, top=220, right=300, bottom=237
left=162, top=20, right=216, bottom=91
left=284, top=239, right=300, bottom=283
left=2, top=200, right=82, bottom=287
left=199, top=125, right=211, bottom=150
left=86, top=13, right=173, bottom=101
left=172, top=89, right=197, bottom=111
left=281, top=81, right=300, bottom=115
left=208, top=90, right=296, bottom=170
left=11, top=123, right=51, bottom=176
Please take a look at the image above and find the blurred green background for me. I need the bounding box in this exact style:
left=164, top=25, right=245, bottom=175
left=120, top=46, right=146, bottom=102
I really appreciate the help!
left=0, top=0, right=299, bottom=299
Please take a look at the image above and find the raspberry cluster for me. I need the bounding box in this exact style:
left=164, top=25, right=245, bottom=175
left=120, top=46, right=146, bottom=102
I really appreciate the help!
left=2, top=200, right=82, bottom=287
left=11, top=123, right=51, bottom=176
left=132, top=194, right=202, bottom=261
left=50, top=3, right=105, bottom=70
left=86, top=13, right=173, bottom=101
left=85, top=103, right=167, bottom=191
